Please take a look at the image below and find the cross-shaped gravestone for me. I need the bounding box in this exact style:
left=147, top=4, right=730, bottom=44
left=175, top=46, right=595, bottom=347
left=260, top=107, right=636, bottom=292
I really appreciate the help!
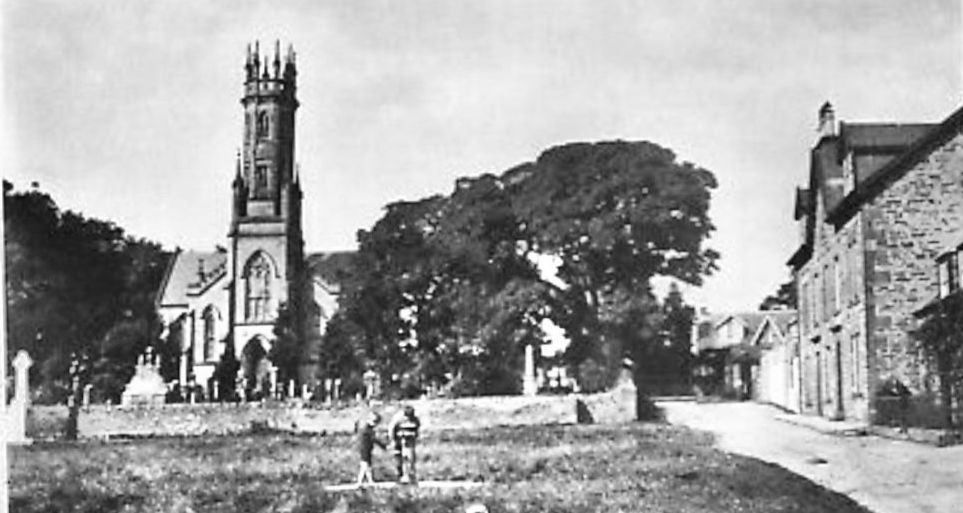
left=12, top=350, right=32, bottom=405
left=9, top=350, right=34, bottom=443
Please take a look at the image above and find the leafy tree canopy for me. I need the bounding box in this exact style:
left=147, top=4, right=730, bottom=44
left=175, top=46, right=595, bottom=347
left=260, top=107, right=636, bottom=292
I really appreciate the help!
left=4, top=182, right=169, bottom=403
left=330, top=141, right=717, bottom=396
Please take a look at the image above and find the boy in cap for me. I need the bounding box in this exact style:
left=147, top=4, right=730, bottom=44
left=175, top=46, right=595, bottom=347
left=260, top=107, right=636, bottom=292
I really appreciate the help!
left=388, top=405, right=421, bottom=483
left=355, top=411, right=385, bottom=485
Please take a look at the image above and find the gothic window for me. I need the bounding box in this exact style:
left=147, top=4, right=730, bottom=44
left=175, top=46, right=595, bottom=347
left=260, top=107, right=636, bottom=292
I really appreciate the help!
left=256, top=112, right=269, bottom=139
left=202, top=306, right=219, bottom=361
left=255, top=165, right=268, bottom=192
left=245, top=252, right=274, bottom=322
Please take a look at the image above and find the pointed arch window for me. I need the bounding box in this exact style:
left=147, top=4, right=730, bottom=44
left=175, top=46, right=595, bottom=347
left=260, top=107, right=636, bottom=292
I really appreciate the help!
left=256, top=112, right=269, bottom=139
left=202, top=305, right=220, bottom=361
left=245, top=252, right=274, bottom=322
left=254, top=165, right=269, bottom=197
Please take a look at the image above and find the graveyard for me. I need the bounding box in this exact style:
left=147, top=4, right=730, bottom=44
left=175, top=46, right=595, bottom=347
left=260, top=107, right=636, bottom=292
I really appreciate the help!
left=9, top=421, right=871, bottom=513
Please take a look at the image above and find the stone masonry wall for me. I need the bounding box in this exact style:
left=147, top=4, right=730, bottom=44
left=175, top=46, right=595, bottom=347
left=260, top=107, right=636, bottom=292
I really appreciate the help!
left=864, top=130, right=963, bottom=423
left=797, top=201, right=870, bottom=422
left=28, top=390, right=636, bottom=440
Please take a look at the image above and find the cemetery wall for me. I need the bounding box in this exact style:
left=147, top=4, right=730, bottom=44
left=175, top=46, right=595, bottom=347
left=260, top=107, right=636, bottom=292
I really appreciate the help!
left=28, top=389, right=636, bottom=440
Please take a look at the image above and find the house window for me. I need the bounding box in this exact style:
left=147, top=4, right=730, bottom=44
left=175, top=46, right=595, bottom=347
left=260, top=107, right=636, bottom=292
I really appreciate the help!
left=850, top=333, right=861, bottom=395
left=245, top=252, right=274, bottom=322
left=849, top=240, right=862, bottom=304
left=938, top=254, right=956, bottom=299
left=833, top=256, right=842, bottom=313
left=956, top=247, right=963, bottom=292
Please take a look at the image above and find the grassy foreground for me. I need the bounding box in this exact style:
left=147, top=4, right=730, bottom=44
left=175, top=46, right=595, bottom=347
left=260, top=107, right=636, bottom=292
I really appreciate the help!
left=10, top=422, right=870, bottom=513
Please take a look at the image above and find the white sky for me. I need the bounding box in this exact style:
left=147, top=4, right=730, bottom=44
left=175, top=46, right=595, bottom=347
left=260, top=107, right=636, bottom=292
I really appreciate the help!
left=2, top=0, right=961, bottom=313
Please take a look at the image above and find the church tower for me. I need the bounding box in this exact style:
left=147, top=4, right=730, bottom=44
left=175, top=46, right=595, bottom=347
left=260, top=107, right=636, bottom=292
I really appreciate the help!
left=228, top=41, right=306, bottom=388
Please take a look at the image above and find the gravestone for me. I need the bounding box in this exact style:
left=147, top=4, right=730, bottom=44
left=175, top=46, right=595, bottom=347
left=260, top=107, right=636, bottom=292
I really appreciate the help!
left=8, top=350, right=33, bottom=444
left=522, top=344, right=537, bottom=396
left=268, top=366, right=278, bottom=399
left=324, top=378, right=333, bottom=404
left=362, top=370, right=379, bottom=400
left=121, top=347, right=167, bottom=406
left=82, top=384, right=93, bottom=407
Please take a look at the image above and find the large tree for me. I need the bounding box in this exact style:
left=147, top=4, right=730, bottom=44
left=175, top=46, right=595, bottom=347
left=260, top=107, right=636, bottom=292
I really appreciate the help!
left=331, top=141, right=717, bottom=398
left=507, top=142, right=717, bottom=386
left=4, top=182, right=169, bottom=403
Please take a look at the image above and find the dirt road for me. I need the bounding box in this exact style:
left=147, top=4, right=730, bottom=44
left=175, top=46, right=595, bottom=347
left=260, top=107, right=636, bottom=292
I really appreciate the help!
left=658, top=401, right=963, bottom=513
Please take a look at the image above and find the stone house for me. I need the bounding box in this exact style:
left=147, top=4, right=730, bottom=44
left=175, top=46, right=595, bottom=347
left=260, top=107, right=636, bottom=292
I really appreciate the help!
left=693, top=311, right=796, bottom=403
left=752, top=312, right=800, bottom=412
left=789, top=101, right=963, bottom=424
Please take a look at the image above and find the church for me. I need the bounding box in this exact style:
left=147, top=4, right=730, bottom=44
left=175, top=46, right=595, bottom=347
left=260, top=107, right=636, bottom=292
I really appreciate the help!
left=156, top=42, right=351, bottom=398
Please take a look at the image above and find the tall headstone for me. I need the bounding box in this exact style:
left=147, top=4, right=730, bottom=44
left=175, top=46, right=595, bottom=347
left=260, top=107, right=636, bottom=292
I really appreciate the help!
left=362, top=370, right=379, bottom=400
left=523, top=344, right=537, bottom=396
left=268, top=366, right=278, bottom=399
left=82, top=384, right=93, bottom=407
left=9, top=350, right=33, bottom=444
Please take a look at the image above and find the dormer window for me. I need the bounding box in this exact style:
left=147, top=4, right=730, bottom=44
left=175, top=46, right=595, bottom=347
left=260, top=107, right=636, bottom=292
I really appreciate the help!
left=937, top=252, right=958, bottom=299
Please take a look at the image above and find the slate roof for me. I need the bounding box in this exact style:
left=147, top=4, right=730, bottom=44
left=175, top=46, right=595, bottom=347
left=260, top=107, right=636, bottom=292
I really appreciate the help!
left=830, top=105, right=963, bottom=226
left=839, top=123, right=935, bottom=153
left=751, top=310, right=798, bottom=344
left=156, top=248, right=228, bottom=307
left=306, top=251, right=357, bottom=290
left=789, top=115, right=937, bottom=269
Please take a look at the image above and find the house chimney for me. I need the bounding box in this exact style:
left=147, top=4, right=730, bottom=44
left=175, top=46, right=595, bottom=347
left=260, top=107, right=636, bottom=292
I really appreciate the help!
left=817, top=101, right=836, bottom=138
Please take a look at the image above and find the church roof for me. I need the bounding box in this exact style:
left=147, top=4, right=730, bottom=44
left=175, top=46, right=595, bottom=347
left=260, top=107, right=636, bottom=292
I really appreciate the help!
left=306, top=251, right=357, bottom=290
left=156, top=248, right=228, bottom=307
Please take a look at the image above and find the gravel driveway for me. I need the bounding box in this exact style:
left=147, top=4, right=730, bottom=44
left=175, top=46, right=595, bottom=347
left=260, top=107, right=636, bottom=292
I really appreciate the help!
left=658, top=400, right=963, bottom=513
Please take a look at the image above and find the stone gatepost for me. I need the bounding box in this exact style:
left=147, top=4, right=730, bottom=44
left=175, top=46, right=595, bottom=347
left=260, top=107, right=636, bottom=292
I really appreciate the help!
left=287, top=379, right=295, bottom=399
left=9, top=350, right=33, bottom=444
left=324, top=378, right=333, bottom=404
left=212, top=381, right=219, bottom=402
left=333, top=378, right=342, bottom=401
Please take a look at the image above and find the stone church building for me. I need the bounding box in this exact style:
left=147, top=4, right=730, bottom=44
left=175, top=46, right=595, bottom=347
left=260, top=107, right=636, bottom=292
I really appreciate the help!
left=156, top=43, right=351, bottom=398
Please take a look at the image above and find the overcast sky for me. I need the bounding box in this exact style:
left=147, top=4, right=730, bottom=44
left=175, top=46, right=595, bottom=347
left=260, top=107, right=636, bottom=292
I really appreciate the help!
left=2, top=0, right=960, bottom=312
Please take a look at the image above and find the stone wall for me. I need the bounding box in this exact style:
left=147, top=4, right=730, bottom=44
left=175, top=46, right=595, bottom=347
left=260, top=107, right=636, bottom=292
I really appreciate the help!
left=864, top=130, right=963, bottom=414
left=797, top=201, right=871, bottom=422
left=27, top=390, right=640, bottom=440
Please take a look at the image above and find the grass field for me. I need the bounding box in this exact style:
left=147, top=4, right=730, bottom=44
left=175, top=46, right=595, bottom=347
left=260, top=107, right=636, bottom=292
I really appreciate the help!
left=9, top=422, right=871, bottom=513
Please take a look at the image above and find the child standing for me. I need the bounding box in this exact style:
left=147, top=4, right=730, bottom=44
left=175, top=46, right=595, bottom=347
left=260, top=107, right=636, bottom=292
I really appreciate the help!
left=355, top=411, right=385, bottom=486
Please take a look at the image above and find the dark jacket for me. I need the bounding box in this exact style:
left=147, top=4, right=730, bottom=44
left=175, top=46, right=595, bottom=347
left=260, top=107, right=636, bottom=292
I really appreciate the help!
left=357, top=422, right=385, bottom=462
